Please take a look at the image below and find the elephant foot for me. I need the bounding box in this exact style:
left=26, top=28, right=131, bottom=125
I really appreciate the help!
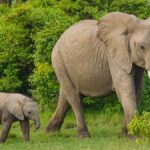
left=77, top=130, right=91, bottom=138
left=45, top=120, right=62, bottom=133
left=119, top=132, right=137, bottom=140
left=0, top=138, right=5, bottom=144
left=119, top=127, right=137, bottom=140
left=121, top=126, right=128, bottom=136
left=24, top=137, right=30, bottom=142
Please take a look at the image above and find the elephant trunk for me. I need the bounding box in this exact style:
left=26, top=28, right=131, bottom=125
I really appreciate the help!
left=34, top=116, right=40, bottom=129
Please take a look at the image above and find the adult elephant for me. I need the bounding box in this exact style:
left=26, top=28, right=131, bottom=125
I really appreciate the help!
left=46, top=12, right=150, bottom=138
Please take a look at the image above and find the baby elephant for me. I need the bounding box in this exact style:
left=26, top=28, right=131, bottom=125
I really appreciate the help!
left=0, top=92, right=40, bottom=143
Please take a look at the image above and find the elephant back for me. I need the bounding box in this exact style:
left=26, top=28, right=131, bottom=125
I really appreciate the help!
left=0, top=92, right=10, bottom=110
left=6, top=93, right=29, bottom=104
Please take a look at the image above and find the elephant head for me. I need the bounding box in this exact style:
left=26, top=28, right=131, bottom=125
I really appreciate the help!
left=97, top=12, right=150, bottom=75
left=22, top=100, right=40, bottom=129
left=6, top=94, right=40, bottom=129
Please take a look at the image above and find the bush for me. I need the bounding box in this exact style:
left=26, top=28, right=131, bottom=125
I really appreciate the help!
left=141, top=74, right=150, bottom=112
left=33, top=8, right=79, bottom=63
left=128, top=112, right=150, bottom=142
left=108, top=0, right=150, bottom=19
left=0, top=18, right=33, bottom=93
left=29, top=63, right=59, bottom=111
left=83, top=94, right=123, bottom=114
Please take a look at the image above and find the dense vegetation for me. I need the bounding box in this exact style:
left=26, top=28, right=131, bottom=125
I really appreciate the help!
left=128, top=111, right=150, bottom=142
left=0, top=0, right=150, bottom=112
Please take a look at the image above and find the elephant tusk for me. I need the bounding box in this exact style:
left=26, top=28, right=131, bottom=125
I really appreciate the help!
left=148, top=71, right=150, bottom=78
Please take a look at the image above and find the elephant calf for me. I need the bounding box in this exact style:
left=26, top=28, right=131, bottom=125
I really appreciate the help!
left=0, top=92, right=40, bottom=143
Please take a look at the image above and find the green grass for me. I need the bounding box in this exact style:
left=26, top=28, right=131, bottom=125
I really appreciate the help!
left=0, top=110, right=149, bottom=150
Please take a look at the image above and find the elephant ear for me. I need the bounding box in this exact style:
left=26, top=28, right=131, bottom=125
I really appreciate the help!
left=5, top=94, right=25, bottom=120
left=97, top=12, right=139, bottom=73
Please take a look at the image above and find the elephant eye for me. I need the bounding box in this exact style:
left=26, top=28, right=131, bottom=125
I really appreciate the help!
left=28, top=111, right=31, bottom=114
left=139, top=45, right=145, bottom=51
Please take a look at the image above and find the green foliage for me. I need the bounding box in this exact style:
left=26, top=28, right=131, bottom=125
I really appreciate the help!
left=33, top=8, right=78, bottom=63
left=0, top=4, right=9, bottom=15
left=0, top=17, right=33, bottom=93
left=128, top=112, right=150, bottom=142
left=0, top=0, right=150, bottom=110
left=29, top=63, right=59, bottom=111
left=83, top=94, right=123, bottom=114
left=108, top=0, right=150, bottom=18
left=141, top=74, right=150, bottom=112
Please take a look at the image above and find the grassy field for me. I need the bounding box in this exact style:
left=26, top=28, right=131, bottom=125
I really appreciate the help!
left=0, top=110, right=149, bottom=150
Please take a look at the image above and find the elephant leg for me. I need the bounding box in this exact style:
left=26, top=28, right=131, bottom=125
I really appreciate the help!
left=63, top=86, right=90, bottom=137
left=51, top=59, right=90, bottom=137
left=0, top=120, right=13, bottom=143
left=134, top=65, right=144, bottom=109
left=111, top=69, right=137, bottom=136
left=68, top=92, right=90, bottom=138
left=20, top=118, right=30, bottom=142
left=46, top=88, right=70, bottom=132
left=0, top=112, right=2, bottom=125
left=121, top=97, right=137, bottom=136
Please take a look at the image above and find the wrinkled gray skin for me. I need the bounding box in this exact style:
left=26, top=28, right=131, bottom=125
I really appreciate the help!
left=46, top=12, right=150, bottom=138
left=0, top=92, right=40, bottom=143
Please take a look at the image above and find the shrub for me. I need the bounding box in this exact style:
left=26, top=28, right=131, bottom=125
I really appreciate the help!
left=128, top=111, right=150, bottom=142
left=108, top=0, right=150, bottom=19
left=141, top=74, right=150, bottom=112
left=0, top=20, right=33, bottom=93
left=33, top=8, right=79, bottom=63
left=29, top=63, right=59, bottom=111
